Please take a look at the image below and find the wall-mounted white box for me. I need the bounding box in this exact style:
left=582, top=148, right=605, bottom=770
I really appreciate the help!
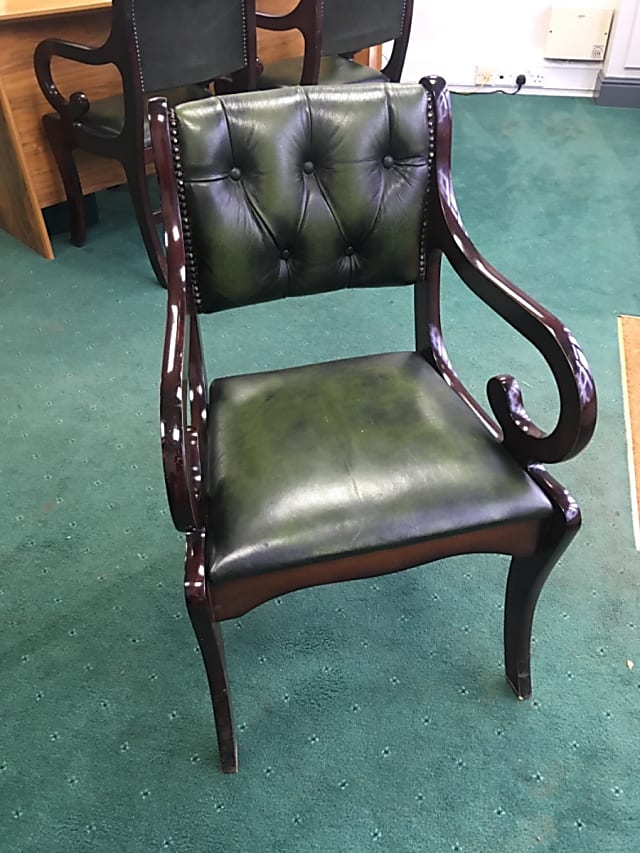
left=544, top=6, right=614, bottom=61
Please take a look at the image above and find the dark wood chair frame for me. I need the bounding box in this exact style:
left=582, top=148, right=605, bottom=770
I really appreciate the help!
left=34, top=0, right=257, bottom=286
left=148, top=76, right=596, bottom=773
left=255, top=0, right=414, bottom=85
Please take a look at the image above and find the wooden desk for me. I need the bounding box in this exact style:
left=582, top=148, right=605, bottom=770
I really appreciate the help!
left=0, top=0, right=379, bottom=259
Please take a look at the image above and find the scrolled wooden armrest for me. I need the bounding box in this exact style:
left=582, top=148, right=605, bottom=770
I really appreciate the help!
left=440, top=219, right=595, bottom=463
left=34, top=37, right=114, bottom=120
left=422, top=75, right=597, bottom=465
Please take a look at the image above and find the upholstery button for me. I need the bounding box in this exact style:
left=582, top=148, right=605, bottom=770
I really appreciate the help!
left=229, top=167, right=241, bottom=181
left=345, top=245, right=355, bottom=256
left=383, top=155, right=394, bottom=168
left=280, top=249, right=290, bottom=261
left=303, top=161, right=314, bottom=174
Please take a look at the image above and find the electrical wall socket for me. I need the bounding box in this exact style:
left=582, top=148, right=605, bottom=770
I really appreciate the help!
left=474, top=66, right=520, bottom=87
left=474, top=66, right=546, bottom=89
left=526, top=69, right=546, bottom=88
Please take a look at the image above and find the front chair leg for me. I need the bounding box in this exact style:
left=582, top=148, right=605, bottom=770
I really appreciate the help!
left=504, top=501, right=580, bottom=699
left=124, top=162, right=168, bottom=287
left=184, top=534, right=238, bottom=773
left=43, top=114, right=86, bottom=247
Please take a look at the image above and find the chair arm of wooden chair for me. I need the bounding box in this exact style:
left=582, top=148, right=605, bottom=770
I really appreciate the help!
left=422, top=75, right=597, bottom=466
left=150, top=97, right=208, bottom=533
left=34, top=37, right=114, bottom=121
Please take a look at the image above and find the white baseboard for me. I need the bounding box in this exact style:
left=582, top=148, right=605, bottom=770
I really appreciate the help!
left=404, top=61, right=603, bottom=97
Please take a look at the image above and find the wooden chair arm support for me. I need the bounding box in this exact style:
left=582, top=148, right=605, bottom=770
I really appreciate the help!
left=436, top=177, right=596, bottom=465
left=34, top=37, right=114, bottom=120
left=422, top=75, right=597, bottom=465
left=150, top=97, right=208, bottom=533
left=444, top=206, right=595, bottom=467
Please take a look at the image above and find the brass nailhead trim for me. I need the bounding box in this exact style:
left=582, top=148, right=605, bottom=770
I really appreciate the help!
left=168, top=109, right=202, bottom=311
left=418, top=90, right=435, bottom=282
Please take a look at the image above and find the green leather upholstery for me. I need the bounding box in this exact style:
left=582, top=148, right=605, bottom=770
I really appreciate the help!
left=207, top=353, right=552, bottom=583
left=321, top=0, right=409, bottom=56
left=80, top=85, right=210, bottom=146
left=257, top=55, right=387, bottom=90
left=172, top=84, right=431, bottom=312
left=126, top=0, right=251, bottom=92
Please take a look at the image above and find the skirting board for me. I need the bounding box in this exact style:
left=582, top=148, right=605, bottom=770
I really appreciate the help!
left=595, top=72, right=640, bottom=108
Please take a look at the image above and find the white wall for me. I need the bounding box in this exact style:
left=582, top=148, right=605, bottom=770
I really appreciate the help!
left=401, top=0, right=633, bottom=94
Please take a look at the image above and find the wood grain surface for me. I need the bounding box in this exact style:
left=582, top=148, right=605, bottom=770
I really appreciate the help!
left=0, top=75, right=53, bottom=256
left=618, top=314, right=640, bottom=549
left=0, top=0, right=107, bottom=22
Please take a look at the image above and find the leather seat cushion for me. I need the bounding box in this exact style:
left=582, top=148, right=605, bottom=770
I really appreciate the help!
left=207, top=352, right=552, bottom=583
left=257, top=55, right=387, bottom=89
left=78, top=85, right=211, bottom=145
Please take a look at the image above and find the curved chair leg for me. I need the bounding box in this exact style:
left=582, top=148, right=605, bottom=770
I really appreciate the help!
left=504, top=484, right=581, bottom=699
left=42, top=114, right=86, bottom=247
left=184, top=533, right=238, bottom=773
left=124, top=163, right=168, bottom=287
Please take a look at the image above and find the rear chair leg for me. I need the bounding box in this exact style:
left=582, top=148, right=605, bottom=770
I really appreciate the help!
left=184, top=533, right=238, bottom=773
left=124, top=163, right=167, bottom=287
left=43, top=114, right=86, bottom=247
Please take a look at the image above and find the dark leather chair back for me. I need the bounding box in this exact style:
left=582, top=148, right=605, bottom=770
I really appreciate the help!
left=121, top=0, right=255, bottom=92
left=171, top=84, right=433, bottom=312
left=33, top=0, right=257, bottom=286
left=322, top=0, right=411, bottom=56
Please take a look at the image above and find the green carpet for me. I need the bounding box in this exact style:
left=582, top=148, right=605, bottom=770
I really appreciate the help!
left=1, top=93, right=639, bottom=852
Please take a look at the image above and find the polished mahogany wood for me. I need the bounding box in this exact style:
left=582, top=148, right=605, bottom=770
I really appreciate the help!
left=185, top=531, right=237, bottom=772
left=212, top=520, right=545, bottom=622
left=420, top=75, right=597, bottom=467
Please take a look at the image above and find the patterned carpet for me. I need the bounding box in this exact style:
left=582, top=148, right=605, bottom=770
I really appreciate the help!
left=1, top=92, right=639, bottom=852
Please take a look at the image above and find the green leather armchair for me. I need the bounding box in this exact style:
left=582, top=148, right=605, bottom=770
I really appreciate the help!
left=148, top=79, right=596, bottom=773
left=34, top=0, right=257, bottom=287
left=256, top=0, right=413, bottom=88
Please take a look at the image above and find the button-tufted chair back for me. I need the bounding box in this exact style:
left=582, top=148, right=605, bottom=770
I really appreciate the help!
left=170, top=84, right=434, bottom=313
left=123, top=0, right=254, bottom=93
